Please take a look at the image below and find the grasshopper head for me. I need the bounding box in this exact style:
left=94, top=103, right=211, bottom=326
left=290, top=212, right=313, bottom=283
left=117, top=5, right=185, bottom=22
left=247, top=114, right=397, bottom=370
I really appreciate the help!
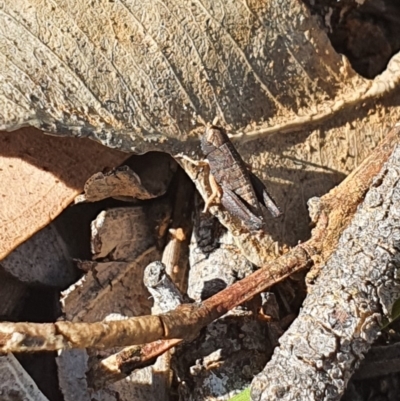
left=201, top=125, right=229, bottom=155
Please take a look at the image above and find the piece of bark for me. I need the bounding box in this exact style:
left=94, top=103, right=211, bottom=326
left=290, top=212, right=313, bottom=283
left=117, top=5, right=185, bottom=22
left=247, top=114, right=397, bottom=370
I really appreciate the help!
left=62, top=201, right=171, bottom=322
left=180, top=307, right=270, bottom=400
left=144, top=261, right=185, bottom=314
left=57, top=349, right=89, bottom=401
left=76, top=166, right=153, bottom=203
left=76, top=153, right=177, bottom=203
left=58, top=345, right=168, bottom=401
left=85, top=176, right=194, bottom=391
left=250, top=144, right=400, bottom=400
left=0, top=353, right=50, bottom=401
left=112, top=173, right=192, bottom=398
left=90, top=206, right=158, bottom=262
left=59, top=264, right=182, bottom=399
left=0, top=128, right=129, bottom=261
left=176, top=310, right=272, bottom=401
left=62, top=249, right=159, bottom=322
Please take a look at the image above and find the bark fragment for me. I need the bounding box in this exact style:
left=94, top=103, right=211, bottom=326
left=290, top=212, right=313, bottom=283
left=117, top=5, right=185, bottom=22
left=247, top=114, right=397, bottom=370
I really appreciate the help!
left=87, top=261, right=185, bottom=391
left=76, top=153, right=177, bottom=203
left=57, top=198, right=171, bottom=401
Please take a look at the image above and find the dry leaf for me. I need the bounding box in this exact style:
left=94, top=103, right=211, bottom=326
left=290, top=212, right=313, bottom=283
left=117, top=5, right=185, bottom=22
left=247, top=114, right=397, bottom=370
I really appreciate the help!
left=0, top=127, right=129, bottom=260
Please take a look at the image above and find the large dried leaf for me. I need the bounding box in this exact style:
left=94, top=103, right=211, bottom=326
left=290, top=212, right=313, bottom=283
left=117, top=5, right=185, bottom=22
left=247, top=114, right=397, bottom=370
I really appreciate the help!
left=2, top=0, right=400, bottom=269
left=2, top=0, right=398, bottom=154
left=0, top=128, right=128, bottom=260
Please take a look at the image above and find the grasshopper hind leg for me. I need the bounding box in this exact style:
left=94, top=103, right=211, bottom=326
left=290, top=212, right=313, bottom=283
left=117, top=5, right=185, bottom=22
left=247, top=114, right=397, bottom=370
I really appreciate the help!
left=249, top=173, right=282, bottom=218
left=221, top=188, right=264, bottom=232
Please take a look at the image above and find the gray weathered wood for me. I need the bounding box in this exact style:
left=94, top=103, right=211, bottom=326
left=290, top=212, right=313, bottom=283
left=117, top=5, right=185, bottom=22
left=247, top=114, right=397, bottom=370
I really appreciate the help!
left=0, top=353, right=49, bottom=401
left=188, top=193, right=254, bottom=301
left=251, top=143, right=400, bottom=401
left=144, top=261, right=184, bottom=314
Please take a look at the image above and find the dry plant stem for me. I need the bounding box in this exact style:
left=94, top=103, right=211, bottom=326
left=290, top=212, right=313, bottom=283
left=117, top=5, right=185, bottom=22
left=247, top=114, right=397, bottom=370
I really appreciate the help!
left=73, top=339, right=184, bottom=397
left=155, top=174, right=193, bottom=395
left=0, top=247, right=311, bottom=353
left=88, top=248, right=312, bottom=391
left=0, top=126, right=398, bottom=354
left=88, top=339, right=182, bottom=391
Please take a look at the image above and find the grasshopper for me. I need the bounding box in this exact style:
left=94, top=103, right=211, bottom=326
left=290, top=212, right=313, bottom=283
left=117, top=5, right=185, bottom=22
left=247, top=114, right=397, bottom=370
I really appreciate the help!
left=201, top=124, right=282, bottom=231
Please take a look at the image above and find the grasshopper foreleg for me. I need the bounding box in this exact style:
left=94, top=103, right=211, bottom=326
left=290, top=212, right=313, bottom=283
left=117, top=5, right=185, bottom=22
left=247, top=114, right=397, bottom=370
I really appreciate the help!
left=203, top=174, right=222, bottom=213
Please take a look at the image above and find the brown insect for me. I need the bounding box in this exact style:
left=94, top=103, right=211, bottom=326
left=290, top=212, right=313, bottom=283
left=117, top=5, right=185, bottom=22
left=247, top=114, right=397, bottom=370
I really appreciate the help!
left=201, top=124, right=281, bottom=231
